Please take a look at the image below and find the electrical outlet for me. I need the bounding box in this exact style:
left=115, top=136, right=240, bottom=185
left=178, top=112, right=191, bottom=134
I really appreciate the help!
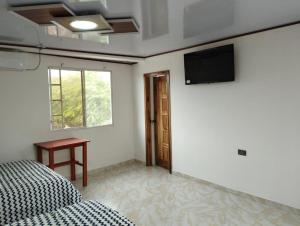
left=238, top=149, right=247, bottom=156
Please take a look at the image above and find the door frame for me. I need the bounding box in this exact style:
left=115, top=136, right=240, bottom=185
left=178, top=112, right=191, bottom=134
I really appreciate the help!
left=144, top=70, right=172, bottom=173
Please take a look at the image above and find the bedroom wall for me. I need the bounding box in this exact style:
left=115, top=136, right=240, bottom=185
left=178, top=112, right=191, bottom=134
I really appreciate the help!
left=0, top=55, right=136, bottom=176
left=133, top=24, right=300, bottom=209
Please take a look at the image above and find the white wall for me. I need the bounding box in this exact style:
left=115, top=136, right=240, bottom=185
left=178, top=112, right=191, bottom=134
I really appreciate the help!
left=133, top=24, right=300, bottom=209
left=0, top=55, right=136, bottom=176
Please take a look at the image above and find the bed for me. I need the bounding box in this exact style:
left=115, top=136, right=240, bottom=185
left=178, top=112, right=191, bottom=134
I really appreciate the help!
left=6, top=200, right=135, bottom=226
left=0, top=160, right=82, bottom=225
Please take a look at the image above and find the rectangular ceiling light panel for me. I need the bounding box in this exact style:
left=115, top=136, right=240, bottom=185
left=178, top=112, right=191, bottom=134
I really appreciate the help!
left=52, top=15, right=113, bottom=33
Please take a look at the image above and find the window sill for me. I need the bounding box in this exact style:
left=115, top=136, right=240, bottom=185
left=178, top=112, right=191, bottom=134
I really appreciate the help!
left=50, top=123, right=114, bottom=132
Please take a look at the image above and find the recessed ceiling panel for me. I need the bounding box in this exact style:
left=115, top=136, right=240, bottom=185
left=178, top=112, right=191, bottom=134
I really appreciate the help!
left=184, top=0, right=235, bottom=39
left=10, top=3, right=75, bottom=25
left=106, top=18, right=139, bottom=34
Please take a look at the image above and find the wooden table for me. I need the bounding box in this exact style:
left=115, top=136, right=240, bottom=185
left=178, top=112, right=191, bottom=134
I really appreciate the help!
left=35, top=138, right=90, bottom=187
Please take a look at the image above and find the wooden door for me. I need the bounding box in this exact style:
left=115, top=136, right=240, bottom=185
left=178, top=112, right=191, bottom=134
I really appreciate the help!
left=155, top=76, right=170, bottom=169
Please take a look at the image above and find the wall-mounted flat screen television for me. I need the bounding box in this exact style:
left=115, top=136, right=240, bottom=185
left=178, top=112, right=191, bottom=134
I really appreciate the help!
left=184, top=44, right=235, bottom=85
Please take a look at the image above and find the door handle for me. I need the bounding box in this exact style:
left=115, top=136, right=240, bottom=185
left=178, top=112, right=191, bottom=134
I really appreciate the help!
left=150, top=120, right=156, bottom=124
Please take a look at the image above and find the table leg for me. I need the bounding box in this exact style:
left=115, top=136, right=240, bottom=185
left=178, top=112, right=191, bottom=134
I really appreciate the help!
left=49, top=150, right=55, bottom=170
left=70, top=147, right=76, bottom=181
left=37, top=147, right=43, bottom=163
left=82, top=143, right=87, bottom=187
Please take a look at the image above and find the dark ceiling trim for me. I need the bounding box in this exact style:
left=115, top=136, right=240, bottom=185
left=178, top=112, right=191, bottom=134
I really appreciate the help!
left=0, top=20, right=299, bottom=62
left=0, top=42, right=145, bottom=59
left=147, top=20, right=300, bottom=58
left=0, top=47, right=136, bottom=65
left=41, top=53, right=137, bottom=65
left=43, top=46, right=145, bottom=59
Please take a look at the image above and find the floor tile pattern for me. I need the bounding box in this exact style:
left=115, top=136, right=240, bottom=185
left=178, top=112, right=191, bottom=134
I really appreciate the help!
left=73, top=162, right=300, bottom=226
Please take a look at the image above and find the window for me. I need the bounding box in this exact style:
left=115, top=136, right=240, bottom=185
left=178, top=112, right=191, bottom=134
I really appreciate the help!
left=49, top=68, right=112, bottom=130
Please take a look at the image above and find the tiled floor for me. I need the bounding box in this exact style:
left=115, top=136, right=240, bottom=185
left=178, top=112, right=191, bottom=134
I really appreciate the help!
left=73, top=162, right=300, bottom=226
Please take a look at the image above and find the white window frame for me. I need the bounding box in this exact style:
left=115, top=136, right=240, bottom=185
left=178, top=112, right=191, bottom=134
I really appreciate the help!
left=48, top=67, right=113, bottom=131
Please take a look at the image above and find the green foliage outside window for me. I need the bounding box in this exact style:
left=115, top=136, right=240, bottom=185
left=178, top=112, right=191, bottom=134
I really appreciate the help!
left=85, top=71, right=112, bottom=127
left=49, top=69, right=112, bottom=130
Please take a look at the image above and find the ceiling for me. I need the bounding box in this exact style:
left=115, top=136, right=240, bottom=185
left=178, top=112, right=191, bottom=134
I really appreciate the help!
left=1, top=0, right=300, bottom=57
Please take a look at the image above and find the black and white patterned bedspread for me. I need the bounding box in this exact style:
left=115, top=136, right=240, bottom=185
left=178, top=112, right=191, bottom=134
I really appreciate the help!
left=7, top=200, right=135, bottom=226
left=0, top=160, right=82, bottom=225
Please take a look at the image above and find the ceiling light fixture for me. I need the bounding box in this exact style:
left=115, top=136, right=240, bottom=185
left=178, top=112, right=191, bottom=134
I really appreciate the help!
left=70, top=20, right=98, bottom=30
left=52, top=15, right=112, bottom=33
left=10, top=3, right=140, bottom=35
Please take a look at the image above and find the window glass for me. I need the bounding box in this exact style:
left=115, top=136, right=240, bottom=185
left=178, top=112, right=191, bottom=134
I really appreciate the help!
left=51, top=86, right=61, bottom=100
left=50, top=69, right=60, bottom=84
left=51, top=101, right=62, bottom=116
left=85, top=71, right=112, bottom=127
left=61, top=70, right=83, bottom=128
left=48, top=68, right=112, bottom=130
left=52, top=116, right=63, bottom=130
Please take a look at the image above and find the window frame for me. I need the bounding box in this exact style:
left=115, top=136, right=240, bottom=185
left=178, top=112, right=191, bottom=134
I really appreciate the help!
left=48, top=67, right=113, bottom=131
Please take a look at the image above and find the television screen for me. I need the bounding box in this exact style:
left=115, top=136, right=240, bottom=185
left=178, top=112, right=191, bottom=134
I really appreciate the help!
left=184, top=44, right=235, bottom=85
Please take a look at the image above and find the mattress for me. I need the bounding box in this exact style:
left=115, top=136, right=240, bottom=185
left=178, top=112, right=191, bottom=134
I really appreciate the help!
left=6, top=200, right=135, bottom=226
left=0, top=160, right=82, bottom=225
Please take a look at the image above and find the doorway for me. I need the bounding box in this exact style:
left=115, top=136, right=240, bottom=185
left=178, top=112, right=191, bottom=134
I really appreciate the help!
left=144, top=70, right=172, bottom=173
